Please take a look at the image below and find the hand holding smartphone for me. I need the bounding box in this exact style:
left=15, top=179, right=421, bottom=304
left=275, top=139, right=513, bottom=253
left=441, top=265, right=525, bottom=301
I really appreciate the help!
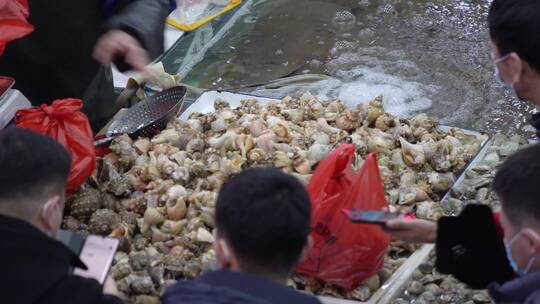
left=341, top=208, right=416, bottom=225
left=73, top=235, right=119, bottom=284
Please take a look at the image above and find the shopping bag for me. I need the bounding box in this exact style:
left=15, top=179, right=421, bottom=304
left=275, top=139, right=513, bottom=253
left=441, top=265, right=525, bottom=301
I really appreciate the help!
left=167, top=0, right=242, bottom=31
left=15, top=99, right=96, bottom=194
left=0, top=0, right=34, bottom=55
left=296, top=144, right=390, bottom=289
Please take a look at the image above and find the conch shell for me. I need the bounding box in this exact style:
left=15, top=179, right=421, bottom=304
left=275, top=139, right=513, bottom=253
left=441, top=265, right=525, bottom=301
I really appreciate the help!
left=399, top=137, right=426, bottom=169
left=166, top=185, right=187, bottom=201
left=255, top=130, right=276, bottom=153
left=364, top=95, right=384, bottom=125
left=221, top=155, right=243, bottom=175
left=133, top=138, right=151, bottom=154
left=308, top=144, right=331, bottom=165
left=324, top=100, right=344, bottom=121
left=196, top=228, right=215, bottom=243
left=374, top=113, right=394, bottom=132
left=273, top=151, right=293, bottom=168
left=208, top=130, right=237, bottom=150
left=249, top=119, right=267, bottom=137
left=166, top=197, right=187, bottom=220
left=427, top=172, right=455, bottom=193
left=186, top=138, right=206, bottom=154
left=317, top=118, right=340, bottom=134
left=410, top=113, right=437, bottom=132
left=313, top=132, right=330, bottom=145
left=211, top=118, right=227, bottom=132
left=272, top=121, right=291, bottom=143
left=282, top=109, right=304, bottom=123
left=293, top=155, right=311, bottom=175
left=235, top=134, right=254, bottom=158
left=336, top=110, right=359, bottom=131
left=142, top=207, right=165, bottom=233
left=151, top=129, right=179, bottom=144
left=161, top=220, right=185, bottom=235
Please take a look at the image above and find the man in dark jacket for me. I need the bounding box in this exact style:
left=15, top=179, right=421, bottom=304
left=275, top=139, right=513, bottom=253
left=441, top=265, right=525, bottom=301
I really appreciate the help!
left=162, top=168, right=321, bottom=304
left=0, top=128, right=122, bottom=304
left=0, top=0, right=169, bottom=132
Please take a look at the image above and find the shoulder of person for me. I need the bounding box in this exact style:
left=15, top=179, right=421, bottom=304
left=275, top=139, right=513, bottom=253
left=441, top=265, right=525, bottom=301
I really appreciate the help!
left=162, top=279, right=270, bottom=304
left=525, top=289, right=540, bottom=304
left=42, top=275, right=122, bottom=304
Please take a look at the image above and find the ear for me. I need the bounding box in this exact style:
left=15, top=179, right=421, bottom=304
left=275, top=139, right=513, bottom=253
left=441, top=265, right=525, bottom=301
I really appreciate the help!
left=41, top=195, right=63, bottom=232
left=522, top=229, right=540, bottom=254
left=214, top=237, right=231, bottom=268
left=506, top=52, right=524, bottom=84
left=299, top=236, right=313, bottom=263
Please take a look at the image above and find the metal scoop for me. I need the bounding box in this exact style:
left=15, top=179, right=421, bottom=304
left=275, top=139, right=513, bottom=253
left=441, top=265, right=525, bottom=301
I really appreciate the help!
left=95, top=86, right=187, bottom=147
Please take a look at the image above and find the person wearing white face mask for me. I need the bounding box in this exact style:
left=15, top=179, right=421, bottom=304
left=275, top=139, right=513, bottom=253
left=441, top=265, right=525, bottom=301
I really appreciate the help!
left=0, top=128, right=122, bottom=304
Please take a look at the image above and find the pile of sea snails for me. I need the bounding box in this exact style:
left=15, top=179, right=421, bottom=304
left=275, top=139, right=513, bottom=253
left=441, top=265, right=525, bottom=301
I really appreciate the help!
left=64, top=93, right=487, bottom=303
left=393, top=134, right=529, bottom=304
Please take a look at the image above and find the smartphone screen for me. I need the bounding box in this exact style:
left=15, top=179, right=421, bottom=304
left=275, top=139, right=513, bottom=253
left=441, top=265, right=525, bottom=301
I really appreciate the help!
left=73, top=235, right=119, bottom=284
left=341, top=208, right=403, bottom=225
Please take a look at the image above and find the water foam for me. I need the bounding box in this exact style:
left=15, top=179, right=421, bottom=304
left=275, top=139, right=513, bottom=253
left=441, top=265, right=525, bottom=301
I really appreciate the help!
left=253, top=46, right=436, bottom=118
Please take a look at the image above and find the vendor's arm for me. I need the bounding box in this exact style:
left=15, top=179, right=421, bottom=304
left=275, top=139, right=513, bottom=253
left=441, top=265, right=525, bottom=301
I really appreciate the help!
left=382, top=217, right=438, bottom=243
left=94, top=0, right=169, bottom=70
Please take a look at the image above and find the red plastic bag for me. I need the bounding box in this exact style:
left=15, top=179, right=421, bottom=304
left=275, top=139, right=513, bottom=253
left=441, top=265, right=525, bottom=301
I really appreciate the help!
left=296, top=144, right=390, bottom=289
left=0, top=0, right=34, bottom=55
left=15, top=99, right=96, bottom=194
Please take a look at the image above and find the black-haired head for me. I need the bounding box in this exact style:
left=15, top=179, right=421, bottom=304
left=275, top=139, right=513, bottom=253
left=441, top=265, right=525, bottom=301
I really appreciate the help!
left=493, top=143, right=540, bottom=226
left=215, top=167, right=311, bottom=278
left=0, top=128, right=71, bottom=219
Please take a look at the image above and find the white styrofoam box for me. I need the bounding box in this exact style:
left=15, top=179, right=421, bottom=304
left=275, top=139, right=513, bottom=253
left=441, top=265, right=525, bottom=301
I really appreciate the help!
left=0, top=89, right=31, bottom=129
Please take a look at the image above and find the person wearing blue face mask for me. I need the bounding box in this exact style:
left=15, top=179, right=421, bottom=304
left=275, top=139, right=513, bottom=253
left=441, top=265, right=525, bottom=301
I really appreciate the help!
left=489, top=144, right=540, bottom=302
left=488, top=0, right=540, bottom=135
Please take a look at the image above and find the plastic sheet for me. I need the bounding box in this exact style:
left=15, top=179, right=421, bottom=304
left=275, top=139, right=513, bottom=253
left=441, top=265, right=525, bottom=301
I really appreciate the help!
left=296, top=144, right=390, bottom=289
left=0, top=0, right=33, bottom=55
left=15, top=99, right=96, bottom=194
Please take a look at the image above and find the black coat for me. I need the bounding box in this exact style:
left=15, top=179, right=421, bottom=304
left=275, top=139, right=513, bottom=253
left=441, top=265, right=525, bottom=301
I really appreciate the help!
left=162, top=270, right=322, bottom=304
left=0, top=0, right=169, bottom=131
left=489, top=271, right=540, bottom=304
left=0, top=215, right=122, bottom=304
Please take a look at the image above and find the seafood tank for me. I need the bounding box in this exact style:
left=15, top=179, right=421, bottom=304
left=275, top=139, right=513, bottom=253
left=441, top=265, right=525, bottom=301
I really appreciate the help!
left=163, top=0, right=537, bottom=138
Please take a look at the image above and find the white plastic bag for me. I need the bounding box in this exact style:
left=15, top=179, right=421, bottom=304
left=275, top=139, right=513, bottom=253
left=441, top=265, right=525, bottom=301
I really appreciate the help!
left=167, top=0, right=241, bottom=31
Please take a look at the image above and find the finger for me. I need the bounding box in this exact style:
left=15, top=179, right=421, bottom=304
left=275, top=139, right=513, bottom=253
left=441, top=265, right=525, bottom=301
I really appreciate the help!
left=384, top=218, right=410, bottom=230
left=124, top=45, right=149, bottom=71
left=93, top=38, right=119, bottom=65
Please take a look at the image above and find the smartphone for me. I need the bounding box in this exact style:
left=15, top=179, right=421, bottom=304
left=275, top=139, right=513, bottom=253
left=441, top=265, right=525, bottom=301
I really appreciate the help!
left=341, top=208, right=415, bottom=225
left=73, top=235, right=119, bottom=284
left=56, top=229, right=85, bottom=255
